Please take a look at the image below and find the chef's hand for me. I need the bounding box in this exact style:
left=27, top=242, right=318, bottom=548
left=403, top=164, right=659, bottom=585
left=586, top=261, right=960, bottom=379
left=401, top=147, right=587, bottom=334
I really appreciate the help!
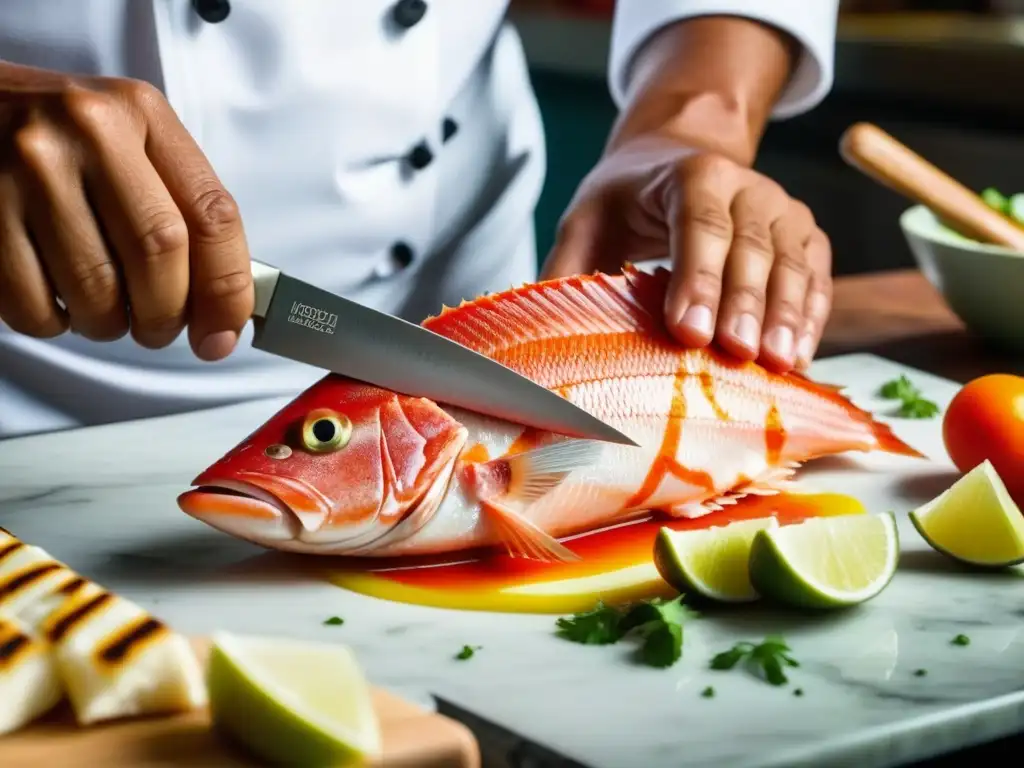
left=541, top=139, right=832, bottom=372
left=540, top=16, right=833, bottom=374
left=0, top=62, right=253, bottom=361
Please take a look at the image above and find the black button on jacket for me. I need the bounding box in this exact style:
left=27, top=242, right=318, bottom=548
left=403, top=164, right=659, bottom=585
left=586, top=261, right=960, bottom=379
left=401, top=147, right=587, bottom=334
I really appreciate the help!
left=407, top=141, right=434, bottom=171
left=392, top=0, right=428, bottom=29
left=192, top=0, right=231, bottom=24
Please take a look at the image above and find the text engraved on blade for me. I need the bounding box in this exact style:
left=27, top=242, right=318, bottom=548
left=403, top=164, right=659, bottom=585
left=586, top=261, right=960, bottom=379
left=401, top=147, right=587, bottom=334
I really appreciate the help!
left=287, top=301, right=338, bottom=336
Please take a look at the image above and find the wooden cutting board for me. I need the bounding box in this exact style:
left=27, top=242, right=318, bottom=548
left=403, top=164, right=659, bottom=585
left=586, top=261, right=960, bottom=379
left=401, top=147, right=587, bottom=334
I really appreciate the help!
left=0, top=638, right=481, bottom=767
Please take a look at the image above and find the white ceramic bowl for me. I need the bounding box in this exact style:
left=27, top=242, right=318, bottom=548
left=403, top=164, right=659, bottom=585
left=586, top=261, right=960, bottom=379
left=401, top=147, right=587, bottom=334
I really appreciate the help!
left=899, top=204, right=1024, bottom=352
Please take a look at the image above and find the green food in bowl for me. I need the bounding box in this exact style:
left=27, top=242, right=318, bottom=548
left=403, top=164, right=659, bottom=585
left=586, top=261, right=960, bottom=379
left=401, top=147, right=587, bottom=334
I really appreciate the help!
left=981, top=187, right=1024, bottom=223
left=899, top=194, right=1024, bottom=352
left=981, top=187, right=1010, bottom=216
left=936, top=187, right=1024, bottom=241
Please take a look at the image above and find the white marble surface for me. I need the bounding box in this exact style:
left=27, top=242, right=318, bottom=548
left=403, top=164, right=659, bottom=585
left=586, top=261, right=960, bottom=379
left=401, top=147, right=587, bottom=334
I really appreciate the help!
left=2, top=353, right=1024, bottom=768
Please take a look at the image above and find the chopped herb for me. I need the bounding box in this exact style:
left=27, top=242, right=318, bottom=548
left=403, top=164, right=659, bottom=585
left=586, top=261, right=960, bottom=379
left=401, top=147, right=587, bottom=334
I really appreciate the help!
left=635, top=621, right=683, bottom=669
left=701, top=686, right=715, bottom=698
left=914, top=668, right=928, bottom=677
left=710, top=636, right=800, bottom=687
left=879, top=375, right=917, bottom=400
left=554, top=601, right=624, bottom=645
left=793, top=688, right=804, bottom=697
left=455, top=645, right=480, bottom=660
left=619, top=595, right=696, bottom=633
left=554, top=595, right=697, bottom=668
left=878, top=375, right=939, bottom=419
left=897, top=398, right=940, bottom=419
left=951, top=634, right=970, bottom=646
left=621, top=596, right=697, bottom=669
left=709, top=643, right=754, bottom=670
left=323, top=616, right=344, bottom=626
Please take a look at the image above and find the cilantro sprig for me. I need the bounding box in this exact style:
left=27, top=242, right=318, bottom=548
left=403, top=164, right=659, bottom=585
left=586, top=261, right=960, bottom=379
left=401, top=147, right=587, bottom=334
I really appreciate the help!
left=455, top=645, right=481, bottom=660
left=554, top=601, right=623, bottom=646
left=710, top=636, right=800, bottom=686
left=878, top=375, right=939, bottom=419
left=878, top=374, right=917, bottom=401
left=554, top=596, right=697, bottom=668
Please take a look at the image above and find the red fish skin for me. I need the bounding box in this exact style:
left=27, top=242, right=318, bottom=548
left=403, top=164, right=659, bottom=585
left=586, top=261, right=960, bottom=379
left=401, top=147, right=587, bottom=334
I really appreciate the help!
left=181, top=382, right=468, bottom=551
left=178, top=265, right=924, bottom=561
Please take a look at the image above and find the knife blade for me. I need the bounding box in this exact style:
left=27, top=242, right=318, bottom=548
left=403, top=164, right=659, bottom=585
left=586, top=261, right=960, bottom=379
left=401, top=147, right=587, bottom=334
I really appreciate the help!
left=247, top=260, right=639, bottom=446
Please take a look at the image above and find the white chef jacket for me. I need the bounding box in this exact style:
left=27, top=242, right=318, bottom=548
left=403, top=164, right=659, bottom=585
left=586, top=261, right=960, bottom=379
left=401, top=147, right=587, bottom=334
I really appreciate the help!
left=0, top=0, right=838, bottom=440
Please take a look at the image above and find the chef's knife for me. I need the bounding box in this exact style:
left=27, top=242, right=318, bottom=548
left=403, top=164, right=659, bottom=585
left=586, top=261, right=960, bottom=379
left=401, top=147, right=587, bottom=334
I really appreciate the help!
left=248, top=260, right=638, bottom=446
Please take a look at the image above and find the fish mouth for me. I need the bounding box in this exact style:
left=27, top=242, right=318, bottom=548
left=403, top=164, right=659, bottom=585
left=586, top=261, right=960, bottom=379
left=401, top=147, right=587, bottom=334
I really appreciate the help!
left=178, top=481, right=301, bottom=545
left=177, top=472, right=340, bottom=548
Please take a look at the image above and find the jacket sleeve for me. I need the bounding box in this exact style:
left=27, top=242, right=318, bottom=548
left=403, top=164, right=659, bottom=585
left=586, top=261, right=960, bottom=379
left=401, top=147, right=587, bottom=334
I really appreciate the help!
left=608, top=0, right=840, bottom=119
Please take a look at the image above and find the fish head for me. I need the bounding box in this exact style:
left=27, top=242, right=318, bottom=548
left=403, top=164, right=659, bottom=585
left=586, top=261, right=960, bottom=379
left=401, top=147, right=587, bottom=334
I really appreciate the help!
left=177, top=375, right=467, bottom=553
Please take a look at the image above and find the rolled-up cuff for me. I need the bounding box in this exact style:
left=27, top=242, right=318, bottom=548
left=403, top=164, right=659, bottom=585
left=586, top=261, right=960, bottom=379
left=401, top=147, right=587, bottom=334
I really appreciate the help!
left=608, top=0, right=839, bottom=120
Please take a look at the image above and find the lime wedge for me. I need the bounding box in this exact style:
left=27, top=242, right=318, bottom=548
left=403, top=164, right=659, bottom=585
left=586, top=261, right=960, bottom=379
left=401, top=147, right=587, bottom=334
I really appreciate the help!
left=207, top=632, right=381, bottom=766
left=748, top=513, right=899, bottom=609
left=653, top=517, right=779, bottom=602
left=909, top=460, right=1024, bottom=567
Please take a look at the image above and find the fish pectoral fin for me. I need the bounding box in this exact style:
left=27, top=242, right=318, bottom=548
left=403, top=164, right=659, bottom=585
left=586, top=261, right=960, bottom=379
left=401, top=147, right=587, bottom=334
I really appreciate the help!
left=480, top=500, right=581, bottom=563
left=662, top=463, right=800, bottom=519
left=470, top=439, right=598, bottom=562
left=487, top=439, right=603, bottom=504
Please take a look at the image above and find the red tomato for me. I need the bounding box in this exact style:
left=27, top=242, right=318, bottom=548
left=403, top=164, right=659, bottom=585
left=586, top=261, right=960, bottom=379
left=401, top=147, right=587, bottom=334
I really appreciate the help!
left=943, top=373, right=1024, bottom=498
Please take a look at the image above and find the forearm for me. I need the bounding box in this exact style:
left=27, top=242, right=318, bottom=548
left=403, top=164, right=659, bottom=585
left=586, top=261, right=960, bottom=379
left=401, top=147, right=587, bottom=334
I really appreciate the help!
left=606, top=16, right=799, bottom=166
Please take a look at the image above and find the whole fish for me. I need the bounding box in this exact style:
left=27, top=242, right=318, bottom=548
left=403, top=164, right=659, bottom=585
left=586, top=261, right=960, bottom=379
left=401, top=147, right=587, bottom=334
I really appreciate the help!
left=177, top=266, right=923, bottom=563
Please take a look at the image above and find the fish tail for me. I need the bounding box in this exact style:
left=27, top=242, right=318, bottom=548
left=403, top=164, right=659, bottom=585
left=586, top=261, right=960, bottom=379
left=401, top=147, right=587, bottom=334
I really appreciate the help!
left=871, top=418, right=927, bottom=458
left=787, top=370, right=928, bottom=459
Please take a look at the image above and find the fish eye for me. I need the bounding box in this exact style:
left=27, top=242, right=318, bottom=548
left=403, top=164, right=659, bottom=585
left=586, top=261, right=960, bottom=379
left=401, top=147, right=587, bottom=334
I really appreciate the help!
left=301, top=409, right=352, bottom=453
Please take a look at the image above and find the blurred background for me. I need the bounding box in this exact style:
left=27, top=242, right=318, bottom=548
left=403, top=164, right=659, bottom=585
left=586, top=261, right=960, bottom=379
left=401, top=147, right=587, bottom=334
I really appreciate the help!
left=512, top=0, right=1024, bottom=275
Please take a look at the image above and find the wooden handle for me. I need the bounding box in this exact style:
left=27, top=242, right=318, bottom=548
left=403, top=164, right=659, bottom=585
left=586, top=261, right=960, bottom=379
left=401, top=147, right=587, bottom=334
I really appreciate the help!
left=839, top=122, right=1024, bottom=251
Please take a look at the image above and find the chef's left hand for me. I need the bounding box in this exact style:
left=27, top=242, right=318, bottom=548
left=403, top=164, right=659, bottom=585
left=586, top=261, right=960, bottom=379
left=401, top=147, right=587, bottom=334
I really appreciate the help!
left=541, top=135, right=832, bottom=374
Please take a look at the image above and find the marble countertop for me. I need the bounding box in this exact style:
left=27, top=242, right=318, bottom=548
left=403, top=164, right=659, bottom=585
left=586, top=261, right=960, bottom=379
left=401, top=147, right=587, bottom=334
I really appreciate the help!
left=2, top=353, right=1024, bottom=768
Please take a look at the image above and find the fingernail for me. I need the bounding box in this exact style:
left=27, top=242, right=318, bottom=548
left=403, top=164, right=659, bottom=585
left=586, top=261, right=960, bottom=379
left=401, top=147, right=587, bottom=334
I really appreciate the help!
left=197, top=330, right=238, bottom=361
left=765, top=326, right=795, bottom=362
left=733, top=313, right=761, bottom=351
left=796, top=332, right=815, bottom=365
left=680, top=304, right=714, bottom=338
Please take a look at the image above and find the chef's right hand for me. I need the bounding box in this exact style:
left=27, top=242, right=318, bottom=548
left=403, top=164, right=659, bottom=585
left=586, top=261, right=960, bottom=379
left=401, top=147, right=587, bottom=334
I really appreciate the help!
left=0, top=62, right=253, bottom=361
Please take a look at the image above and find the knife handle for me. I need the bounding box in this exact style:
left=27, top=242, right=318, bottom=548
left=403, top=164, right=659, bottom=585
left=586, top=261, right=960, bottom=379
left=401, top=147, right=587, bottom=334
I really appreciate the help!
left=250, top=259, right=281, bottom=319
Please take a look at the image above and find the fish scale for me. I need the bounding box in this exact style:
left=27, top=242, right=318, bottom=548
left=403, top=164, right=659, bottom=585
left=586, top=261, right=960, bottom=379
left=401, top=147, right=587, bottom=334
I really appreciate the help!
left=179, top=265, right=926, bottom=562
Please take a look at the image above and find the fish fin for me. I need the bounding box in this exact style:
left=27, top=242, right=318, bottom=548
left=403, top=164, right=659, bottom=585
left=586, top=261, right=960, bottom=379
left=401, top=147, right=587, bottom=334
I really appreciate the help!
left=663, top=502, right=717, bottom=519
left=788, top=370, right=846, bottom=392
left=469, top=441, right=597, bottom=563
left=481, top=500, right=581, bottom=563
left=484, top=439, right=604, bottom=504
left=662, top=463, right=800, bottom=519
left=780, top=371, right=927, bottom=460
left=421, top=266, right=672, bottom=357
left=871, top=420, right=927, bottom=459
